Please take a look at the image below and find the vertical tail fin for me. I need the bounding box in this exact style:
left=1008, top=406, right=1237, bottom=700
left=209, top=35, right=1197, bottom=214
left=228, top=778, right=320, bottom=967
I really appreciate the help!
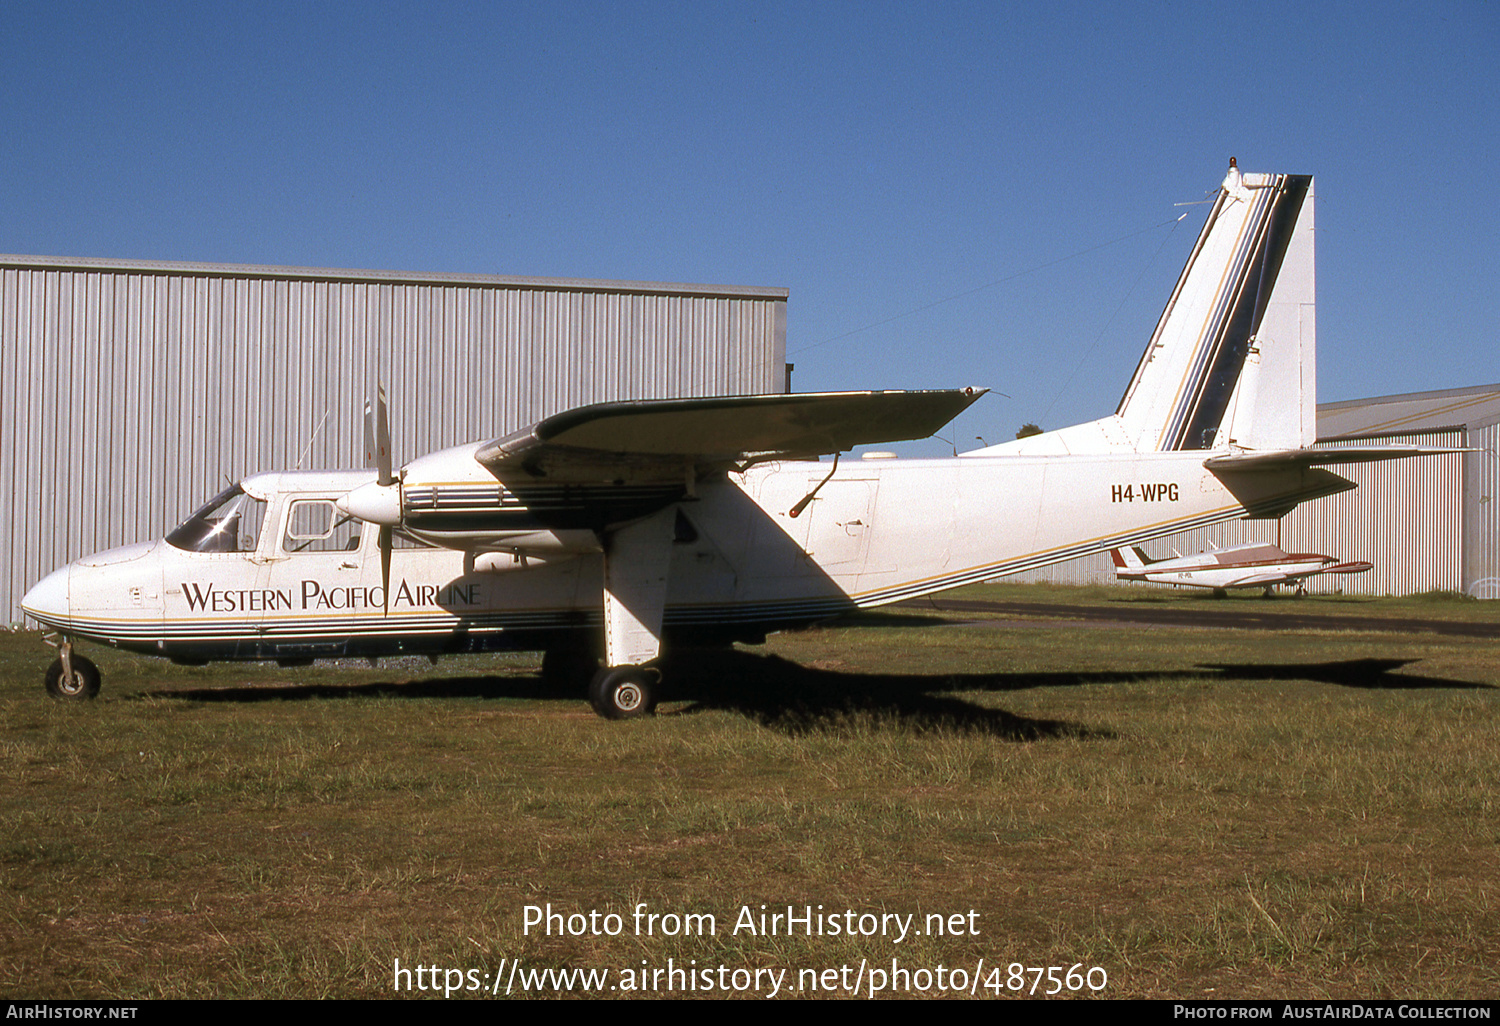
left=1110, top=546, right=1153, bottom=570
left=1116, top=161, right=1316, bottom=453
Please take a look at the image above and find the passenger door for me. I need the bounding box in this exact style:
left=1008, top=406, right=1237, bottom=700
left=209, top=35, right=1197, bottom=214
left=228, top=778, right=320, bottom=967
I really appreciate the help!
left=254, top=496, right=375, bottom=658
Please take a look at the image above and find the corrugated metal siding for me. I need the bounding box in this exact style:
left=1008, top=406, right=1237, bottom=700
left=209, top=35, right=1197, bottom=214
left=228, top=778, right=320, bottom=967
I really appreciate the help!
left=2, top=258, right=787, bottom=624
left=1282, top=430, right=1464, bottom=596
left=1467, top=421, right=1500, bottom=597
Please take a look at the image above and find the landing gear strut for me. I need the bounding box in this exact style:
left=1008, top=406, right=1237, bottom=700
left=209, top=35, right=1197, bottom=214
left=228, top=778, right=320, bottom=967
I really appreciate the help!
left=43, top=636, right=100, bottom=701
left=588, top=665, right=659, bottom=720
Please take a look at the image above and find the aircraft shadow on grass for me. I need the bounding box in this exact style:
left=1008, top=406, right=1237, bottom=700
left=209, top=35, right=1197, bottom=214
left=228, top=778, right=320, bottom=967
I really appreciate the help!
left=137, top=653, right=1105, bottom=741
left=138, top=649, right=1489, bottom=739
left=1195, top=658, right=1493, bottom=691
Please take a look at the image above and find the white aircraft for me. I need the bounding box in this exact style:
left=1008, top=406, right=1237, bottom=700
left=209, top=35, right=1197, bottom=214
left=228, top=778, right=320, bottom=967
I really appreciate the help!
left=1110, top=542, right=1373, bottom=596
left=22, top=161, right=1453, bottom=717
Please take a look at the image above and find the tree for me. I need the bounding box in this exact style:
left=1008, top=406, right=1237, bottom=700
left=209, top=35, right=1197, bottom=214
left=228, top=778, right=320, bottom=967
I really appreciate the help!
left=1016, top=423, right=1042, bottom=439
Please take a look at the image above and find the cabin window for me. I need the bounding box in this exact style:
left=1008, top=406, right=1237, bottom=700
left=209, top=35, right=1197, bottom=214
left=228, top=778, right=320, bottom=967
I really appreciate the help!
left=165, top=485, right=268, bottom=554
left=282, top=499, right=362, bottom=554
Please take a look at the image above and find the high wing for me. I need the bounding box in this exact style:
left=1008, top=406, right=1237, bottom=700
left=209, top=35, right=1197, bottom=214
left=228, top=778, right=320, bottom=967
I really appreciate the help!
left=338, top=387, right=986, bottom=551
left=475, top=389, right=985, bottom=482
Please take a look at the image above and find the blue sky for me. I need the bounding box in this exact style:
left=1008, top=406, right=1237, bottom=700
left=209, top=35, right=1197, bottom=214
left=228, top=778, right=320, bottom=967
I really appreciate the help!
left=3, top=2, right=1496, bottom=451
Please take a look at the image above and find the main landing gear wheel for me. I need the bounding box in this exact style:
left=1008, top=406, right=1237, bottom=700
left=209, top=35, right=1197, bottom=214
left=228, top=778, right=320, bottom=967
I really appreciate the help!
left=45, top=655, right=100, bottom=701
left=588, top=666, right=659, bottom=720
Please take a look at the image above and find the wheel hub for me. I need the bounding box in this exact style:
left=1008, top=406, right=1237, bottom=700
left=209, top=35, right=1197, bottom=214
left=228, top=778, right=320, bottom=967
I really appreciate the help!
left=613, top=682, right=643, bottom=712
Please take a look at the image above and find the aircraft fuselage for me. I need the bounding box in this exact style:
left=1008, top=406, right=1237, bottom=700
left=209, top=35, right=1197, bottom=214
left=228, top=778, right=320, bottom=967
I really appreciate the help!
left=22, top=452, right=1350, bottom=663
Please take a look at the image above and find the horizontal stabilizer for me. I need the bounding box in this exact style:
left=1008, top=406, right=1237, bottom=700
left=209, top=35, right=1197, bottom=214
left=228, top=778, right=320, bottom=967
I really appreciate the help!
left=1205, top=444, right=1470, bottom=471
left=478, top=389, right=985, bottom=478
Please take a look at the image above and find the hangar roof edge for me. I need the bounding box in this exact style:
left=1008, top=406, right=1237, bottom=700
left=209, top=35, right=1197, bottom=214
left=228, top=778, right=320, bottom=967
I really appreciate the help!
left=0, top=253, right=789, bottom=301
left=1317, top=382, right=1500, bottom=438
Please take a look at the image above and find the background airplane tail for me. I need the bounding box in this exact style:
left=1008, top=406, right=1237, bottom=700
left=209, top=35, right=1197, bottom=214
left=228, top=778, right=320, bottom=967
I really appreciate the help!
left=1115, top=162, right=1316, bottom=454
left=1110, top=546, right=1153, bottom=570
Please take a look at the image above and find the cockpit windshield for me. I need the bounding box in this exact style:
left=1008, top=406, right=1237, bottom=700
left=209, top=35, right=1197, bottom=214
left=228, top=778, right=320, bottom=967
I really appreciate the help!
left=165, top=485, right=268, bottom=553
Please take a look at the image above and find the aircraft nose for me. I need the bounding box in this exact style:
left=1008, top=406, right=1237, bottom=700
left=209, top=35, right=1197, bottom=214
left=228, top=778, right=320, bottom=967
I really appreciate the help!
left=21, top=565, right=69, bottom=626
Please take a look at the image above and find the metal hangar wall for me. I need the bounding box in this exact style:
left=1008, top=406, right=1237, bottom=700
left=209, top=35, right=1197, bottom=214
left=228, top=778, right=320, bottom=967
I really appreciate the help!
left=1, top=254, right=789, bottom=625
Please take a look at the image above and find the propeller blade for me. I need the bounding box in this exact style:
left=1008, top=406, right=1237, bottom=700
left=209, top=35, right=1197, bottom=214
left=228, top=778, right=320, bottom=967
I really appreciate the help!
left=372, top=384, right=393, bottom=486
left=380, top=525, right=392, bottom=616
left=360, top=384, right=396, bottom=616
left=363, top=400, right=376, bottom=472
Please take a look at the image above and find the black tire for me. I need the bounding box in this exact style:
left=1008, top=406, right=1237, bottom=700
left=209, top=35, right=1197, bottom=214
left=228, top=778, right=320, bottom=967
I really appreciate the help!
left=587, top=666, right=658, bottom=720
left=45, top=655, right=100, bottom=701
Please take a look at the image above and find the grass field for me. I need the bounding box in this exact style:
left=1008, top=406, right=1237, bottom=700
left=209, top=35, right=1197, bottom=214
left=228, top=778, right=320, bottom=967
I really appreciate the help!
left=2, top=583, right=1497, bottom=1000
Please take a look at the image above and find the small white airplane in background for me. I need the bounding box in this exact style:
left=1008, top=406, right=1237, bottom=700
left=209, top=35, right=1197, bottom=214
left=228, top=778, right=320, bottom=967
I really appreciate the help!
left=23, top=161, right=1457, bottom=718
left=1110, top=542, right=1373, bottom=597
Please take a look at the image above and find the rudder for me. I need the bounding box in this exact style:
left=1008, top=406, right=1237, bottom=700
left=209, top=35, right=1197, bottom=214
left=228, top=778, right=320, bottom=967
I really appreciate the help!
left=1116, top=162, right=1316, bottom=454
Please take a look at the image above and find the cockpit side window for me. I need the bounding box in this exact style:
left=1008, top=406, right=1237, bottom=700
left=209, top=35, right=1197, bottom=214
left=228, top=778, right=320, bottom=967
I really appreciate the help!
left=282, top=499, right=362, bottom=554
left=165, top=485, right=268, bottom=554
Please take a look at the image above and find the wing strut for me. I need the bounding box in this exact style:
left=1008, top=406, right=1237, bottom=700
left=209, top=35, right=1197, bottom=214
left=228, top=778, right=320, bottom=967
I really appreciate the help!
left=788, top=453, right=840, bottom=518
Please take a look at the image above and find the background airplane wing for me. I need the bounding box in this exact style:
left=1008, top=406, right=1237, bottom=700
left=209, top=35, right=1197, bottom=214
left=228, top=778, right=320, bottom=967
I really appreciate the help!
left=1226, top=572, right=1294, bottom=587
left=475, top=389, right=985, bottom=479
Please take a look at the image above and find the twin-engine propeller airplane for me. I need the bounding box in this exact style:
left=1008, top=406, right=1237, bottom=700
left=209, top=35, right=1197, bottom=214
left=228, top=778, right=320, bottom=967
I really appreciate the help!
left=22, top=162, right=1456, bottom=718
left=1110, top=542, right=1373, bottom=597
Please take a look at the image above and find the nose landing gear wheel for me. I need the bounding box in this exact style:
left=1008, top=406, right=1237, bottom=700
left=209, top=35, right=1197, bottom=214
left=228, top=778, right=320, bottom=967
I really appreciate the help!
left=588, top=666, right=658, bottom=720
left=45, top=655, right=101, bottom=701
